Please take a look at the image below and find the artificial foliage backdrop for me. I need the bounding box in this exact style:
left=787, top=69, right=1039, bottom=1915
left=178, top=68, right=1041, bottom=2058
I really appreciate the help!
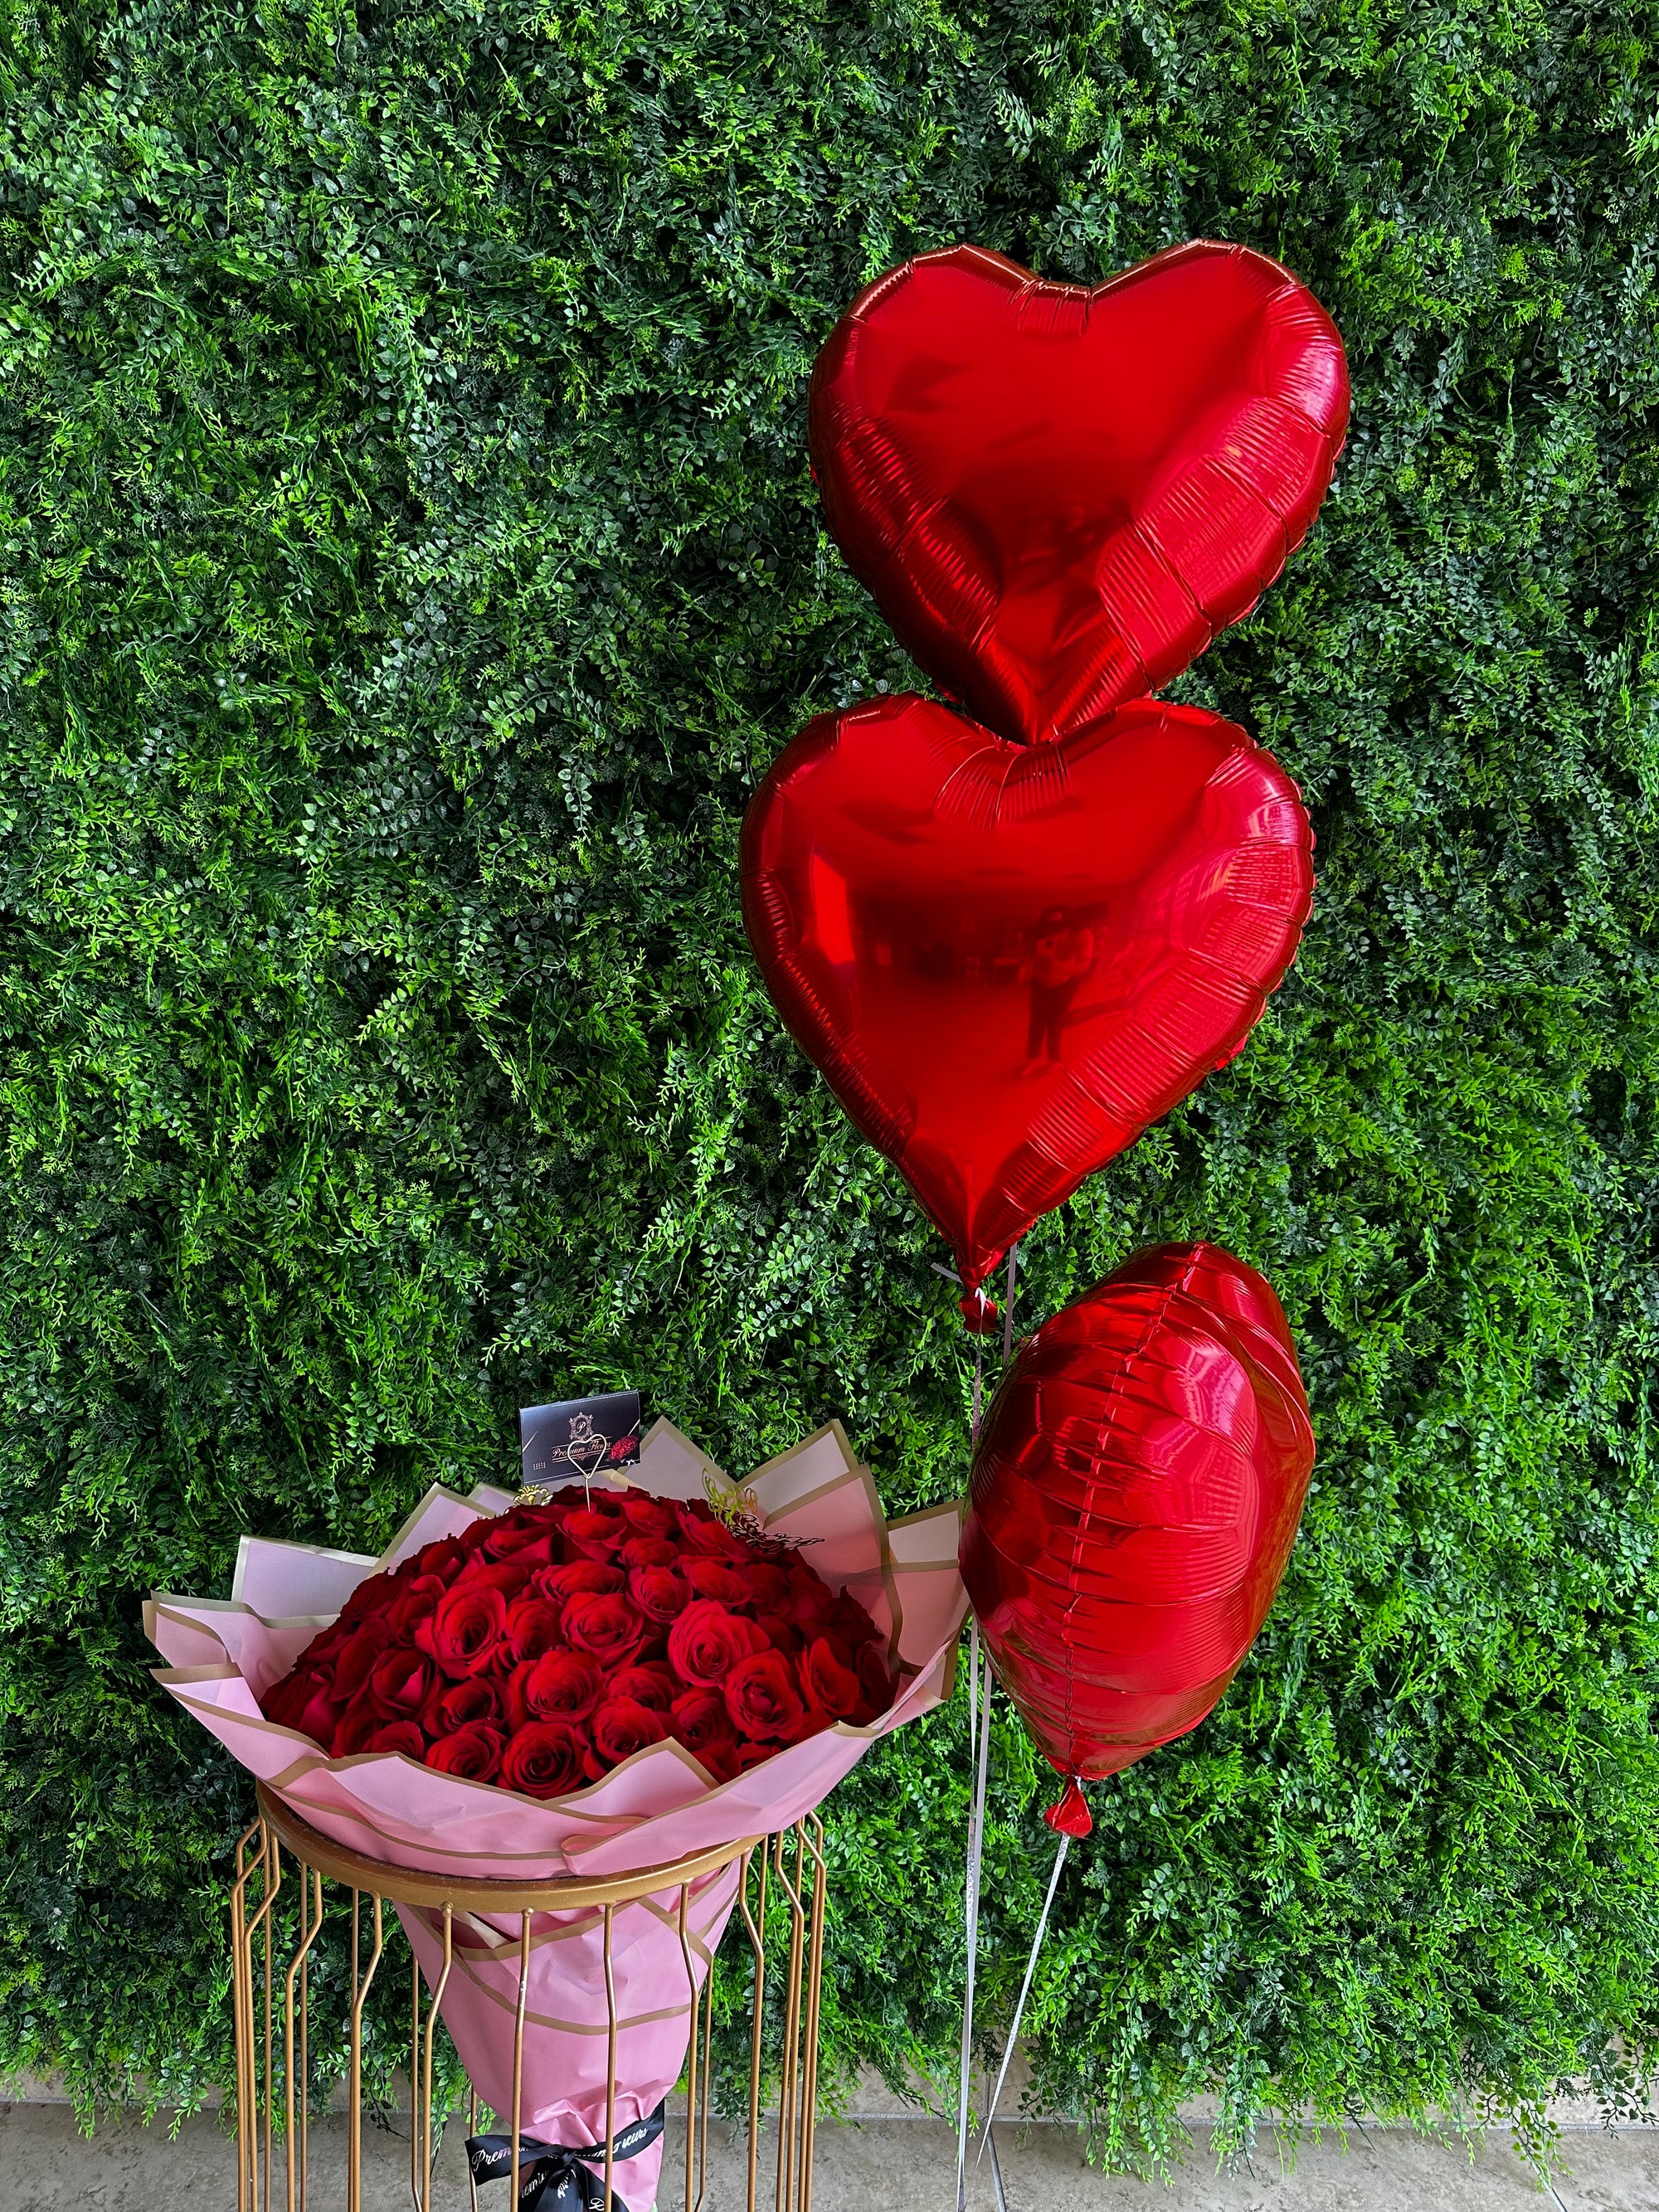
left=1, top=0, right=1657, bottom=2164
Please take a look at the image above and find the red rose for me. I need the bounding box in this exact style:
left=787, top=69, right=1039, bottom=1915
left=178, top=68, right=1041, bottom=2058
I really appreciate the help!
left=619, top=1535, right=679, bottom=1571
left=563, top=1507, right=626, bottom=1560
left=267, top=1672, right=338, bottom=1745
left=420, top=1537, right=469, bottom=1584
left=628, top=1565, right=690, bottom=1623
left=675, top=1504, right=750, bottom=1560
left=518, top=1649, right=606, bottom=1724
left=609, top=1663, right=676, bottom=1714
left=800, top=1636, right=862, bottom=1721
left=825, top=1592, right=881, bottom=1647
left=756, top=1611, right=804, bottom=1655
left=367, top=1645, right=438, bottom=1718
left=785, top=1575, right=834, bottom=1639
left=421, top=1582, right=508, bottom=1679
left=738, top=1562, right=791, bottom=1612
left=462, top=1557, right=537, bottom=1600
left=734, top=1742, right=776, bottom=1772
left=299, top=1621, right=353, bottom=1666
left=722, top=1650, right=808, bottom=1743
left=386, top=1573, right=449, bottom=1639
left=334, top=1617, right=392, bottom=1698
left=424, top=1723, right=504, bottom=1781
left=458, top=1514, right=498, bottom=1553
left=484, top=1514, right=558, bottom=1562
left=855, top=1642, right=894, bottom=1719
left=698, top=1739, right=742, bottom=1784
left=684, top=1558, right=755, bottom=1608
left=261, top=1665, right=315, bottom=1725
left=504, top=1595, right=567, bottom=1664
left=331, top=1704, right=386, bottom=1757
left=338, top=1570, right=400, bottom=1624
left=535, top=1561, right=625, bottom=1603
left=421, top=1677, right=501, bottom=1736
left=362, top=1719, right=426, bottom=1757
left=669, top=1601, right=768, bottom=1686
left=669, top=1687, right=735, bottom=1755
left=562, top=1592, right=645, bottom=1667
left=501, top=1721, right=587, bottom=1800
left=620, top=1494, right=679, bottom=1539
left=590, top=1697, right=668, bottom=1768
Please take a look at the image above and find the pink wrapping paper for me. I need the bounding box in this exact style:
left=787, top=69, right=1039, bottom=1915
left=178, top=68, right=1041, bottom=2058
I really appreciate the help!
left=149, top=1419, right=966, bottom=2200
left=398, top=1855, right=742, bottom=2210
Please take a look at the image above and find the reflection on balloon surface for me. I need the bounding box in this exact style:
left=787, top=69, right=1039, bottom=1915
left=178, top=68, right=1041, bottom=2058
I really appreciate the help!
left=960, top=1242, right=1316, bottom=1784
left=810, top=241, right=1350, bottom=746
left=740, top=695, right=1314, bottom=1288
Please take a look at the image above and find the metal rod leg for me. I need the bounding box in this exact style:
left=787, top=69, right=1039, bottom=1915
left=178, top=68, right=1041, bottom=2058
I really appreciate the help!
left=510, top=1914, right=530, bottom=2208
left=740, top=1847, right=766, bottom=2212
left=419, top=1906, right=453, bottom=2211
left=799, top=1819, right=827, bottom=2212
left=679, top=1884, right=698, bottom=2212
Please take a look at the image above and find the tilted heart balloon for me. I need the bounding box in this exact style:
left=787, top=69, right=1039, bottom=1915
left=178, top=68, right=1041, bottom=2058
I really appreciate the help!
left=959, top=1242, right=1316, bottom=1811
left=810, top=241, right=1350, bottom=746
left=740, top=695, right=1313, bottom=1289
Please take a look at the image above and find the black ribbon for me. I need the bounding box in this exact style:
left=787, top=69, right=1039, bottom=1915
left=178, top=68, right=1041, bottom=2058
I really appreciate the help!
left=466, top=2101, right=665, bottom=2212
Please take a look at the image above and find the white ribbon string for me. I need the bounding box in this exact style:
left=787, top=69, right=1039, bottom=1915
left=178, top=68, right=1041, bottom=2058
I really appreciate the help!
left=957, top=1239, right=1018, bottom=2209
left=975, top=1827, right=1070, bottom=2165
left=956, top=1631, right=991, bottom=2212
left=966, top=1616, right=979, bottom=1784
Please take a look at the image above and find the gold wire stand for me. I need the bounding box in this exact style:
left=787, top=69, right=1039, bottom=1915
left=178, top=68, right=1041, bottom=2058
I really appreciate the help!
left=231, top=1782, right=829, bottom=2212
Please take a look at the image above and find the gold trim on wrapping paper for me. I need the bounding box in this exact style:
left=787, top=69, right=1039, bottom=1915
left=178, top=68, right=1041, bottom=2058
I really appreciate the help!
left=255, top=1784, right=759, bottom=1911
left=427, top=1886, right=727, bottom=1968
left=400, top=1944, right=718, bottom=2038
left=230, top=1534, right=377, bottom=1606
left=153, top=1593, right=343, bottom=1632
left=170, top=1703, right=907, bottom=1855
left=738, top=1427, right=904, bottom=1670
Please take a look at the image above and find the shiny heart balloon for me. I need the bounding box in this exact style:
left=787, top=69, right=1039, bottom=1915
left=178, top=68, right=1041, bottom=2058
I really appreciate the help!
left=810, top=241, right=1349, bottom=745
left=740, top=696, right=1313, bottom=1290
left=959, top=1242, right=1316, bottom=1824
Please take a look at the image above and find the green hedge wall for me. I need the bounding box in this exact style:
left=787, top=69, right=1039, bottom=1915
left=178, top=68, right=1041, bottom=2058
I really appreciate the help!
left=2, top=0, right=1657, bottom=2163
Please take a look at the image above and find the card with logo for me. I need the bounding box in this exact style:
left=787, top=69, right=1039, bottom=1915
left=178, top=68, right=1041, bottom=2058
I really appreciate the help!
left=518, top=1390, right=643, bottom=1490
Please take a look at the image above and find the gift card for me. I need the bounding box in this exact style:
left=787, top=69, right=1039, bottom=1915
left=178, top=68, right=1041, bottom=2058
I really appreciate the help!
left=518, top=1391, right=643, bottom=1489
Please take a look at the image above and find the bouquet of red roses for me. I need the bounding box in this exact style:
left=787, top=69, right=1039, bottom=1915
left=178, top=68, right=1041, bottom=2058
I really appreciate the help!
left=262, top=1485, right=896, bottom=1795
left=148, top=1419, right=966, bottom=2212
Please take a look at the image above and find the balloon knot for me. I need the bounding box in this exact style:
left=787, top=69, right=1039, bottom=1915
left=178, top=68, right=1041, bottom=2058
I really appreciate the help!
left=959, top=1289, right=1001, bottom=1335
left=1043, top=1777, right=1092, bottom=1837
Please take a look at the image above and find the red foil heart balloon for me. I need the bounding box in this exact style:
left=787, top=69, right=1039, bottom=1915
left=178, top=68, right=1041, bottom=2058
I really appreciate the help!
left=810, top=241, right=1350, bottom=745
left=740, top=696, right=1312, bottom=1289
left=959, top=1242, right=1316, bottom=1816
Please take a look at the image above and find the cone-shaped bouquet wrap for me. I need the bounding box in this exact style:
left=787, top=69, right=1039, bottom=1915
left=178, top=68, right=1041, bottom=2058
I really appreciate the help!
left=149, top=1419, right=967, bottom=2205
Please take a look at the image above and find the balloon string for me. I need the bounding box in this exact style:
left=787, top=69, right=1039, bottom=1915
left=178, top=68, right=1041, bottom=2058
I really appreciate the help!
left=957, top=1239, right=1016, bottom=2210
left=965, top=1617, right=978, bottom=1795
left=975, top=1827, right=1070, bottom=2165
left=956, top=1628, right=990, bottom=2212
